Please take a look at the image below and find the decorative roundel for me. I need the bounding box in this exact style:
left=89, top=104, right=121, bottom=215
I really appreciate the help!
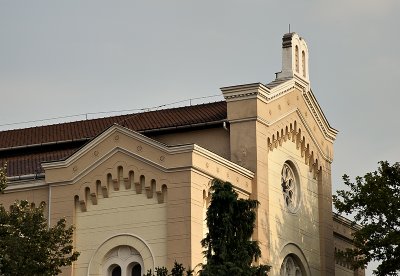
left=281, top=162, right=300, bottom=213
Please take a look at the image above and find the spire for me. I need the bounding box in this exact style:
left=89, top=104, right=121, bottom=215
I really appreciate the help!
left=276, top=32, right=309, bottom=83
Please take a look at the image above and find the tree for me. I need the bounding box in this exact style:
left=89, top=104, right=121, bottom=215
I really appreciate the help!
left=200, top=179, right=270, bottom=276
left=0, top=200, right=80, bottom=275
left=333, top=161, right=400, bottom=276
left=0, top=163, right=6, bottom=193
left=144, top=261, right=194, bottom=276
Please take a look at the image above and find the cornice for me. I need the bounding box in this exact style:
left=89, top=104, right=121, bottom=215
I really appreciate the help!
left=42, top=124, right=254, bottom=184
left=2, top=179, right=47, bottom=193
left=221, top=77, right=337, bottom=142
left=192, top=144, right=255, bottom=179
left=228, top=108, right=333, bottom=162
left=42, top=124, right=194, bottom=170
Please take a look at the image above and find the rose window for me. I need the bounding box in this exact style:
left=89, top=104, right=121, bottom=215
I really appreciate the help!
left=281, top=162, right=300, bottom=213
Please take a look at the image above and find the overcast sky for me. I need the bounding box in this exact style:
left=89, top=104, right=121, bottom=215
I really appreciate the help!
left=1, top=1, right=399, bottom=274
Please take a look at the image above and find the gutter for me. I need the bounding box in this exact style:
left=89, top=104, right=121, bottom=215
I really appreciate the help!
left=7, top=173, right=45, bottom=181
left=0, top=138, right=91, bottom=153
left=0, top=120, right=228, bottom=152
left=139, top=120, right=227, bottom=134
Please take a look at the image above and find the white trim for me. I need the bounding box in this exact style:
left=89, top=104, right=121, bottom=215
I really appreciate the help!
left=3, top=179, right=47, bottom=192
left=193, top=144, right=254, bottom=178
left=87, top=233, right=156, bottom=276
left=42, top=124, right=195, bottom=170
left=42, top=124, right=254, bottom=185
left=221, top=79, right=337, bottom=142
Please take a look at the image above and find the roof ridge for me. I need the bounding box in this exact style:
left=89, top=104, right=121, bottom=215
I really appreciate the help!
left=0, top=101, right=228, bottom=153
left=0, top=100, right=226, bottom=133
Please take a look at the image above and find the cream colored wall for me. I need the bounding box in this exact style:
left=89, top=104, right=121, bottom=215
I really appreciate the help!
left=335, top=264, right=356, bottom=276
left=190, top=171, right=210, bottom=269
left=74, top=179, right=167, bottom=275
left=267, top=139, right=321, bottom=275
left=334, top=235, right=357, bottom=276
left=0, top=179, right=49, bottom=217
left=333, top=217, right=365, bottom=276
left=150, top=128, right=230, bottom=159
left=38, top=125, right=254, bottom=275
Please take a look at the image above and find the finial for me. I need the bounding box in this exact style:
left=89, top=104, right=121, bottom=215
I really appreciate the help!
left=289, top=24, right=291, bottom=33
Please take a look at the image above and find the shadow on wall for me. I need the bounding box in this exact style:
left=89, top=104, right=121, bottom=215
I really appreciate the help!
left=265, top=136, right=322, bottom=275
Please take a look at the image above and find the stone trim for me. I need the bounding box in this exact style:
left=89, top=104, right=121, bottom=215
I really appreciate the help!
left=87, top=233, right=155, bottom=276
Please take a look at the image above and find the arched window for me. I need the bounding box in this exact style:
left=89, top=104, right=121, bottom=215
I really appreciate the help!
left=295, top=45, right=299, bottom=73
left=302, top=50, right=306, bottom=77
left=111, top=265, right=122, bottom=276
left=280, top=255, right=303, bottom=276
left=131, top=263, right=141, bottom=276
left=104, top=246, right=144, bottom=276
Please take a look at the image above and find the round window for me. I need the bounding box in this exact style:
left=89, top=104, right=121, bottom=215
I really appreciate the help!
left=281, top=162, right=300, bottom=213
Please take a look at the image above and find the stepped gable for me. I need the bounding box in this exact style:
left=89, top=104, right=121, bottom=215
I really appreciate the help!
left=0, top=101, right=227, bottom=177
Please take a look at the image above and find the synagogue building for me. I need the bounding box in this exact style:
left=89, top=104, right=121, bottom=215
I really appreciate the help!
left=0, top=33, right=363, bottom=276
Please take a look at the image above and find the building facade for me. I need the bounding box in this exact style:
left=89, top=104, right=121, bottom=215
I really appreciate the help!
left=0, top=33, right=363, bottom=276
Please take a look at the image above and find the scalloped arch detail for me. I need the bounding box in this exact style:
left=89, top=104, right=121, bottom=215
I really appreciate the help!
left=74, top=164, right=168, bottom=212
left=267, top=119, right=324, bottom=179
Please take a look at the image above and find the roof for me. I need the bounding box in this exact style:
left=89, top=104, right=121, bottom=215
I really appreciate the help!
left=264, top=77, right=293, bottom=89
left=0, top=101, right=227, bottom=177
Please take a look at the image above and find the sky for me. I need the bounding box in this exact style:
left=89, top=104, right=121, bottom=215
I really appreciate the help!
left=1, top=1, right=399, bottom=274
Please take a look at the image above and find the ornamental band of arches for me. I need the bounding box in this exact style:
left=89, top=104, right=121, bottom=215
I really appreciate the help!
left=267, top=120, right=327, bottom=180
left=74, top=165, right=168, bottom=212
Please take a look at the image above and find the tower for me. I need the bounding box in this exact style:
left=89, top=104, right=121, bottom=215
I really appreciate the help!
left=222, top=32, right=337, bottom=275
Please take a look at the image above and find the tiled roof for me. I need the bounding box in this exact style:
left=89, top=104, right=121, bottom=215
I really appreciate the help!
left=0, top=101, right=227, bottom=177
left=0, top=101, right=227, bottom=149
left=3, top=149, right=78, bottom=177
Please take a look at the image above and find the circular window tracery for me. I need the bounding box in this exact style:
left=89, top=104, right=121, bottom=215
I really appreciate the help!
left=280, top=255, right=303, bottom=276
left=281, top=162, right=300, bottom=213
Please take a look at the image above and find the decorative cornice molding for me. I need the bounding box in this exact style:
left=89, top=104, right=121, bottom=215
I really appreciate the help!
left=221, top=78, right=337, bottom=142
left=2, top=179, right=47, bottom=192
left=42, top=124, right=254, bottom=185
left=228, top=108, right=333, bottom=163
left=42, top=124, right=194, bottom=170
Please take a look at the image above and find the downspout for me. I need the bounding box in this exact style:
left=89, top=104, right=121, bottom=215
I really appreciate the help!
left=48, top=184, right=51, bottom=229
left=223, top=121, right=229, bottom=132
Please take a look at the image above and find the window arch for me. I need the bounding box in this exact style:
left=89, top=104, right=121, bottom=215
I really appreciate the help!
left=129, top=263, right=141, bottom=276
left=280, top=255, right=304, bottom=276
left=111, top=265, right=122, bottom=276
left=103, top=246, right=144, bottom=276
left=279, top=243, right=311, bottom=276
left=88, top=234, right=155, bottom=275
left=302, top=50, right=306, bottom=77
left=295, top=45, right=299, bottom=73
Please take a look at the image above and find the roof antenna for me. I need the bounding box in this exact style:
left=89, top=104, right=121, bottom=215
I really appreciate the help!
left=289, top=24, right=291, bottom=33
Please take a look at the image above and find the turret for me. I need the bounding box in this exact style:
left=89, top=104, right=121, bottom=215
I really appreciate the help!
left=276, top=32, right=309, bottom=83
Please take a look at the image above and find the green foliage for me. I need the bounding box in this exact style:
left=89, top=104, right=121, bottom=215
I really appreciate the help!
left=0, top=164, right=7, bottom=193
left=200, top=179, right=270, bottom=276
left=0, top=200, right=80, bottom=276
left=333, top=161, right=400, bottom=276
left=144, top=261, right=193, bottom=276
left=155, top=267, right=168, bottom=276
